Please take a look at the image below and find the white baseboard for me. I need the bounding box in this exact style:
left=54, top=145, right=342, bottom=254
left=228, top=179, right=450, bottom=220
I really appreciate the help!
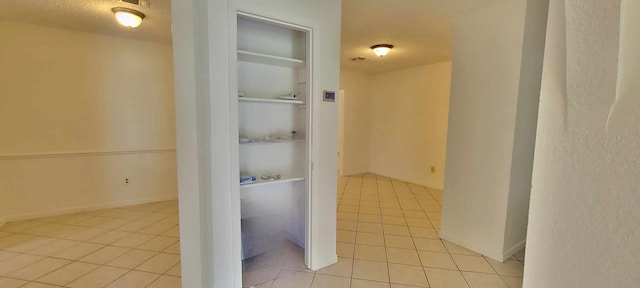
left=2, top=194, right=178, bottom=224
left=439, top=230, right=506, bottom=262
left=503, top=239, right=526, bottom=260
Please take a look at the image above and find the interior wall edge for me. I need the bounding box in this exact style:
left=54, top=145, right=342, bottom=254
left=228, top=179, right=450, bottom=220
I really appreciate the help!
left=439, top=230, right=505, bottom=262
left=340, top=169, right=369, bottom=176
left=2, top=194, right=178, bottom=224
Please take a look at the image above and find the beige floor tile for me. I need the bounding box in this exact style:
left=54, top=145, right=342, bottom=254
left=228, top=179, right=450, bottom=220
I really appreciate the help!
left=360, top=207, right=381, bottom=215
left=402, top=210, right=427, bottom=219
left=44, top=225, right=85, bottom=238
left=501, top=276, right=523, bottom=288
left=0, top=234, right=37, bottom=250
left=67, top=266, right=129, bottom=288
left=243, top=265, right=281, bottom=287
left=409, top=227, right=438, bottom=239
left=0, top=253, right=44, bottom=275
left=388, top=263, right=428, bottom=287
left=384, top=235, right=415, bottom=249
left=382, top=216, right=406, bottom=225
left=356, top=232, right=385, bottom=246
left=317, top=257, right=352, bottom=277
left=87, top=230, right=132, bottom=245
left=117, top=221, right=152, bottom=232
left=0, top=276, right=27, bottom=288
left=451, top=255, right=495, bottom=273
left=351, top=279, right=390, bottom=288
left=417, top=251, right=457, bottom=270
left=97, top=218, right=131, bottom=230
left=137, top=236, right=179, bottom=252
left=0, top=232, right=11, bottom=239
left=337, top=230, right=356, bottom=243
left=425, top=268, right=469, bottom=288
left=337, top=212, right=358, bottom=221
left=105, top=270, right=161, bottom=288
left=163, top=241, right=181, bottom=254
left=29, top=239, right=82, bottom=256
left=337, top=220, right=357, bottom=231
left=19, top=282, right=61, bottom=288
left=386, top=247, right=421, bottom=266
left=36, top=262, right=99, bottom=286
left=413, top=238, right=447, bottom=253
left=5, top=236, right=56, bottom=253
left=338, top=206, right=359, bottom=213
left=107, top=249, right=158, bottom=269
left=79, top=246, right=131, bottom=264
left=352, top=259, right=389, bottom=282
left=485, top=259, right=524, bottom=277
left=22, top=223, right=67, bottom=236
left=270, top=270, right=314, bottom=288
left=75, top=216, right=115, bottom=227
left=443, top=241, right=481, bottom=256
left=147, top=275, right=182, bottom=288
left=357, top=222, right=383, bottom=233
left=135, top=253, right=181, bottom=274
left=354, top=244, right=387, bottom=262
left=0, top=250, right=19, bottom=261
left=384, top=224, right=411, bottom=236
left=358, top=214, right=382, bottom=223
left=53, top=242, right=105, bottom=260
left=405, top=218, right=433, bottom=228
left=462, top=272, right=508, bottom=288
left=166, top=263, right=181, bottom=277
left=311, top=274, right=350, bottom=288
left=381, top=209, right=403, bottom=217
left=0, top=221, right=47, bottom=233
left=111, top=233, right=155, bottom=248
left=8, top=257, right=70, bottom=280
left=65, top=228, right=108, bottom=241
left=160, top=226, right=180, bottom=237
left=138, top=222, right=176, bottom=235
left=336, top=242, right=355, bottom=258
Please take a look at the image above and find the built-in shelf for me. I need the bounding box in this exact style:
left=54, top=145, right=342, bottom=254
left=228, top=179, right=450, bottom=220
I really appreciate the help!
left=240, top=138, right=304, bottom=145
left=240, top=176, right=304, bottom=188
left=239, top=97, right=304, bottom=104
left=238, top=50, right=305, bottom=68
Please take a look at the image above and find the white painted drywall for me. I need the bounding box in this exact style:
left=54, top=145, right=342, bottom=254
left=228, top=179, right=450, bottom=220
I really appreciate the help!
left=441, top=0, right=547, bottom=261
left=0, top=21, right=177, bottom=223
left=339, top=71, right=372, bottom=175
left=524, top=0, right=640, bottom=287
left=172, top=0, right=341, bottom=286
left=368, top=62, right=452, bottom=189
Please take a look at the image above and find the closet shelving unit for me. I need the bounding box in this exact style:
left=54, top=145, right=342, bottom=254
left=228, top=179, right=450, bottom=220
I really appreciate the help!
left=236, top=12, right=311, bottom=261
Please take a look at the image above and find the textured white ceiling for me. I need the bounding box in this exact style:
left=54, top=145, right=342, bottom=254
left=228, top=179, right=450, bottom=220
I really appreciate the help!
left=0, top=0, right=171, bottom=44
left=341, top=0, right=502, bottom=74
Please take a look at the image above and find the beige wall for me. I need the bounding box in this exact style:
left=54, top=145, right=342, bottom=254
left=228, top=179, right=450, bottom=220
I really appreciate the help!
left=0, top=21, right=177, bottom=224
left=339, top=62, right=452, bottom=189
left=339, top=71, right=371, bottom=175
left=369, top=62, right=452, bottom=189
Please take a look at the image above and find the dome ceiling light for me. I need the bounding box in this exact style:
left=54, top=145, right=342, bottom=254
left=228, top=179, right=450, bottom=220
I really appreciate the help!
left=112, top=7, right=146, bottom=28
left=371, top=44, right=394, bottom=57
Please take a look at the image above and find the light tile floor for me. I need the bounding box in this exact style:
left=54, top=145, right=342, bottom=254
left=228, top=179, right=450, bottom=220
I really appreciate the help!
left=242, top=174, right=525, bottom=288
left=0, top=200, right=181, bottom=288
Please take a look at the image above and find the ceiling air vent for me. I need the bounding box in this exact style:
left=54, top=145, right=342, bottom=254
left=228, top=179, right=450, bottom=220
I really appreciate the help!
left=351, top=57, right=366, bottom=62
left=120, top=0, right=151, bottom=8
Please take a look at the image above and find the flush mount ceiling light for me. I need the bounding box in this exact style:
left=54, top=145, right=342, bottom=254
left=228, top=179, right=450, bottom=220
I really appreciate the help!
left=371, top=44, right=393, bottom=57
left=112, top=7, right=145, bottom=28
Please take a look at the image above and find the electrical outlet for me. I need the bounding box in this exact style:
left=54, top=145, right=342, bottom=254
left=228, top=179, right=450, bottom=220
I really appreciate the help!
left=125, top=178, right=129, bottom=184
left=430, top=166, right=436, bottom=173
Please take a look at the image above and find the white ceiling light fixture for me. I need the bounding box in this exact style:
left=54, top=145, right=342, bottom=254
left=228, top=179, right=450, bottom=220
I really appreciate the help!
left=112, top=7, right=145, bottom=28
left=371, top=44, right=394, bottom=57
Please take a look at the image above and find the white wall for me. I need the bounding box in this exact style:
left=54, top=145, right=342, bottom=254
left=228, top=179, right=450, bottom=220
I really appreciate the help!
left=172, top=0, right=341, bottom=286
left=440, top=0, right=547, bottom=261
left=368, top=62, right=451, bottom=189
left=524, top=0, right=640, bottom=287
left=339, top=71, right=371, bottom=175
left=0, top=21, right=177, bottom=224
